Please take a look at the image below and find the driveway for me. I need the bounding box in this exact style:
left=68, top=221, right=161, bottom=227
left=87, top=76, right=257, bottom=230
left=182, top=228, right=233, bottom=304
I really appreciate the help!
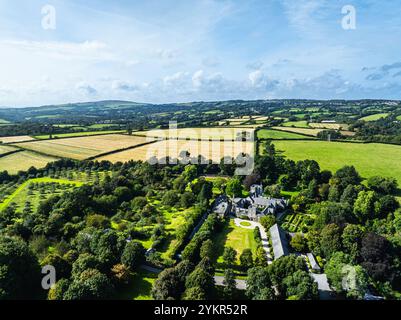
left=214, top=275, right=246, bottom=290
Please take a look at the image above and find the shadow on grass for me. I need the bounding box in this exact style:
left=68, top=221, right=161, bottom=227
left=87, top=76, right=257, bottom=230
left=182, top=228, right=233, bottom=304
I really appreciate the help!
left=116, top=271, right=157, bottom=300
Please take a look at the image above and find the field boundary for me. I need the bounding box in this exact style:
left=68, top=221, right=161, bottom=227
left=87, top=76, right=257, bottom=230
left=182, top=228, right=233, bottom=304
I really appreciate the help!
left=0, top=149, right=24, bottom=159
left=29, top=130, right=128, bottom=142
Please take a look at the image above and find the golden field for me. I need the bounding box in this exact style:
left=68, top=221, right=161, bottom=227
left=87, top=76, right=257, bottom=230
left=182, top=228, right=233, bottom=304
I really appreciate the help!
left=0, top=135, right=35, bottom=143
left=0, top=151, right=59, bottom=174
left=14, top=134, right=155, bottom=160
left=96, top=139, right=255, bottom=163
left=133, top=127, right=254, bottom=140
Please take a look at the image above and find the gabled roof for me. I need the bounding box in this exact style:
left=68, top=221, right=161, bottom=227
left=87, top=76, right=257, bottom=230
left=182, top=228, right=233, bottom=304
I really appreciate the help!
left=269, top=224, right=289, bottom=259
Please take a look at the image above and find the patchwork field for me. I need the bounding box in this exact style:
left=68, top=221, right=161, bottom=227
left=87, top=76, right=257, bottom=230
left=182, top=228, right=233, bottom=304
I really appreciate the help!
left=96, top=139, right=254, bottom=163
left=0, top=145, right=18, bottom=156
left=14, top=134, right=154, bottom=160
left=0, top=151, right=59, bottom=174
left=257, top=129, right=315, bottom=140
left=134, top=127, right=254, bottom=140
left=272, top=140, right=401, bottom=184
left=360, top=113, right=389, bottom=121
left=272, top=126, right=322, bottom=137
left=0, top=135, right=35, bottom=143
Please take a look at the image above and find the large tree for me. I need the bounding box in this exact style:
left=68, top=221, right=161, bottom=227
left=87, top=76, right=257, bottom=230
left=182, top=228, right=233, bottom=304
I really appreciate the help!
left=0, top=236, right=42, bottom=300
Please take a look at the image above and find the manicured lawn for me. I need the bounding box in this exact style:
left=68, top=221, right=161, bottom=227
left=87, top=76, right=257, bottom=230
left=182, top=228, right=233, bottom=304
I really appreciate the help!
left=257, top=129, right=315, bottom=140
left=359, top=113, right=389, bottom=121
left=239, top=221, right=252, bottom=227
left=272, top=140, right=401, bottom=184
left=213, top=219, right=258, bottom=266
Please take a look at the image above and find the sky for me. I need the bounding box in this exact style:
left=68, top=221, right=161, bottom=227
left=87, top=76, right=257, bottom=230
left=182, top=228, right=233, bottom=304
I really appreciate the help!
left=1, top=0, right=401, bottom=107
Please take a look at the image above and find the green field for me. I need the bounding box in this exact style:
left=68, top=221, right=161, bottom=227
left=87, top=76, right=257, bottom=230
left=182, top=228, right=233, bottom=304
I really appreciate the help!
left=34, top=130, right=125, bottom=139
left=257, top=129, right=314, bottom=140
left=397, top=115, right=401, bottom=121
left=272, top=140, right=401, bottom=184
left=282, top=120, right=309, bottom=128
left=213, top=219, right=258, bottom=266
left=359, top=113, right=389, bottom=121
left=0, top=119, right=10, bottom=124
left=0, top=151, right=59, bottom=174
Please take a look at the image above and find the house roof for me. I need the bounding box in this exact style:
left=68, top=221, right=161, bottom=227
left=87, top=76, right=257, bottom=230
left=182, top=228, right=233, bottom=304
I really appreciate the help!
left=269, top=224, right=289, bottom=259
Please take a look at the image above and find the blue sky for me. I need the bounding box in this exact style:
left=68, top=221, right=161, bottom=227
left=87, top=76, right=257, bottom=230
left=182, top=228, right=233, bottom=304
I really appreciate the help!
left=1, top=0, right=401, bottom=107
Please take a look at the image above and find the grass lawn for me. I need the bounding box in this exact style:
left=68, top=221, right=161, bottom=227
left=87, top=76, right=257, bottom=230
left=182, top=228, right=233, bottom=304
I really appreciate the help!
left=257, top=129, right=315, bottom=140
left=359, top=113, right=389, bottom=121
left=239, top=221, right=252, bottom=227
left=272, top=140, right=401, bottom=184
left=115, top=269, right=157, bottom=300
left=213, top=219, right=258, bottom=266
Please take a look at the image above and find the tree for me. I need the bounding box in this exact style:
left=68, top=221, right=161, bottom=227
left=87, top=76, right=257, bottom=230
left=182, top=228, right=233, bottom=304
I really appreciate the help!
left=259, top=215, right=276, bottom=231
left=325, top=251, right=353, bottom=293
left=222, top=269, right=236, bottom=299
left=183, top=165, right=197, bottom=182
left=240, top=249, right=254, bottom=270
left=173, top=176, right=187, bottom=193
left=290, top=233, right=307, bottom=252
left=320, top=224, right=342, bottom=259
left=185, top=267, right=215, bottom=298
left=64, top=268, right=114, bottom=300
left=86, top=214, right=111, bottom=229
left=0, top=236, right=42, bottom=299
left=367, top=176, right=398, bottom=195
left=180, top=192, right=195, bottom=208
left=223, top=247, right=237, bottom=267
left=254, top=246, right=268, bottom=267
left=353, top=191, right=377, bottom=222
left=162, top=190, right=179, bottom=207
left=121, top=241, right=144, bottom=271
left=246, top=267, right=274, bottom=300
left=226, top=178, right=243, bottom=198
left=200, top=239, right=214, bottom=260
left=183, top=286, right=206, bottom=300
left=283, top=270, right=318, bottom=300
left=342, top=224, right=365, bottom=261
left=360, top=233, right=393, bottom=282
left=340, top=184, right=359, bottom=205
left=152, top=267, right=181, bottom=300
left=334, top=166, right=362, bottom=189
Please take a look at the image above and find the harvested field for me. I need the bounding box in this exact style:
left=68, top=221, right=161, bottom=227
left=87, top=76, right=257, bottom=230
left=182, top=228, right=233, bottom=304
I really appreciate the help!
left=272, top=126, right=322, bottom=137
left=0, top=151, right=59, bottom=174
left=309, top=123, right=348, bottom=130
left=133, top=127, right=254, bottom=141
left=0, top=135, right=35, bottom=143
left=14, top=134, right=154, bottom=160
left=0, top=145, right=18, bottom=156
left=96, top=139, right=254, bottom=163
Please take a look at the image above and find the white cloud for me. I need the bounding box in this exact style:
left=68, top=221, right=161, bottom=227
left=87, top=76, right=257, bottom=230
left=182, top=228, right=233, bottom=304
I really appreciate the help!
left=76, top=82, right=98, bottom=95
left=112, top=80, right=139, bottom=92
